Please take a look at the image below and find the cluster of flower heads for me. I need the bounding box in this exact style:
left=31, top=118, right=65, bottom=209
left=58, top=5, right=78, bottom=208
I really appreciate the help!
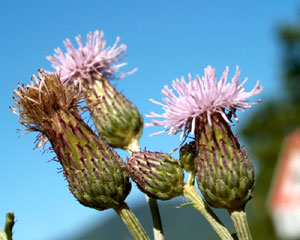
left=146, top=66, right=263, bottom=139
left=47, top=30, right=136, bottom=85
left=11, top=29, right=263, bottom=240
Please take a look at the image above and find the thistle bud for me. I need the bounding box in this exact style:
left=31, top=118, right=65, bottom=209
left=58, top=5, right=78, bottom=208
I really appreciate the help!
left=195, top=114, right=254, bottom=211
left=11, top=71, right=131, bottom=210
left=85, top=77, right=143, bottom=150
left=126, top=151, right=184, bottom=200
left=179, top=141, right=196, bottom=173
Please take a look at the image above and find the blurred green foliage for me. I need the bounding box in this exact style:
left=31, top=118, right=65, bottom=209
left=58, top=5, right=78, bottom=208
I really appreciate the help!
left=241, top=19, right=300, bottom=240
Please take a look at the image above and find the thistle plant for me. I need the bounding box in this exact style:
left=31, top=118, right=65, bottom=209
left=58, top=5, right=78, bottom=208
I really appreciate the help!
left=10, top=29, right=265, bottom=240
left=147, top=66, right=262, bottom=239
left=11, top=71, right=148, bottom=240
left=47, top=30, right=162, bottom=239
left=47, top=30, right=143, bottom=151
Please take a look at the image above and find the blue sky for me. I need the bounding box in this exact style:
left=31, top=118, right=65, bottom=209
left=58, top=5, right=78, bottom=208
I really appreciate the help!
left=1, top=1, right=299, bottom=239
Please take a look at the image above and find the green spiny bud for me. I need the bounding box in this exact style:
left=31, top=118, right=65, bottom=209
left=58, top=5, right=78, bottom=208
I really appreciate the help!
left=85, top=76, right=143, bottom=150
left=126, top=151, right=184, bottom=200
left=11, top=71, right=131, bottom=210
left=49, top=110, right=131, bottom=210
left=195, top=114, right=254, bottom=211
left=179, top=141, right=196, bottom=173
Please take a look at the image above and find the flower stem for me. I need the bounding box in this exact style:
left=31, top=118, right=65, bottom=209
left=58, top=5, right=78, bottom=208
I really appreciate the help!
left=183, top=184, right=233, bottom=240
left=114, top=202, right=150, bottom=240
left=229, top=209, right=252, bottom=240
left=126, top=139, right=165, bottom=240
left=145, top=195, right=164, bottom=239
left=127, top=138, right=142, bottom=153
left=4, top=213, right=14, bottom=240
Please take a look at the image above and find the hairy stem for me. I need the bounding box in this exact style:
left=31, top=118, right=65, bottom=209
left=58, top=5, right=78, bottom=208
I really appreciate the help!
left=229, top=209, right=252, bottom=240
left=183, top=184, right=233, bottom=240
left=114, top=202, right=149, bottom=240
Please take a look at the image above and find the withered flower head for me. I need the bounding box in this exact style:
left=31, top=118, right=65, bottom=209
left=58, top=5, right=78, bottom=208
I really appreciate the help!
left=11, top=70, right=81, bottom=139
left=11, top=71, right=131, bottom=210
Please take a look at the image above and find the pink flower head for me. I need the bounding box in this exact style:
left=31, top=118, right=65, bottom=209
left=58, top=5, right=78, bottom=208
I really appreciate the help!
left=47, top=30, right=136, bottom=85
left=146, top=66, right=263, bottom=139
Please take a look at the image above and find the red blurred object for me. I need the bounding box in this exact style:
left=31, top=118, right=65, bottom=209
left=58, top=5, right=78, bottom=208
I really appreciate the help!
left=268, top=130, right=300, bottom=239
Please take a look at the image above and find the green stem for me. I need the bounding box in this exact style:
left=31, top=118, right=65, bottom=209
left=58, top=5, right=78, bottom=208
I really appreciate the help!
left=114, top=202, right=149, bottom=240
left=127, top=138, right=142, bottom=153
left=145, top=195, right=164, bottom=240
left=229, top=209, right=252, bottom=240
left=183, top=185, right=233, bottom=240
left=126, top=139, right=165, bottom=240
left=4, top=213, right=14, bottom=240
left=187, top=171, right=195, bottom=186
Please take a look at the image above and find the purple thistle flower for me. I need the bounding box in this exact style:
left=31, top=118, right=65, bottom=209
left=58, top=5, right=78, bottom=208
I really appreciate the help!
left=47, top=30, right=136, bottom=85
left=146, top=66, right=262, bottom=139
